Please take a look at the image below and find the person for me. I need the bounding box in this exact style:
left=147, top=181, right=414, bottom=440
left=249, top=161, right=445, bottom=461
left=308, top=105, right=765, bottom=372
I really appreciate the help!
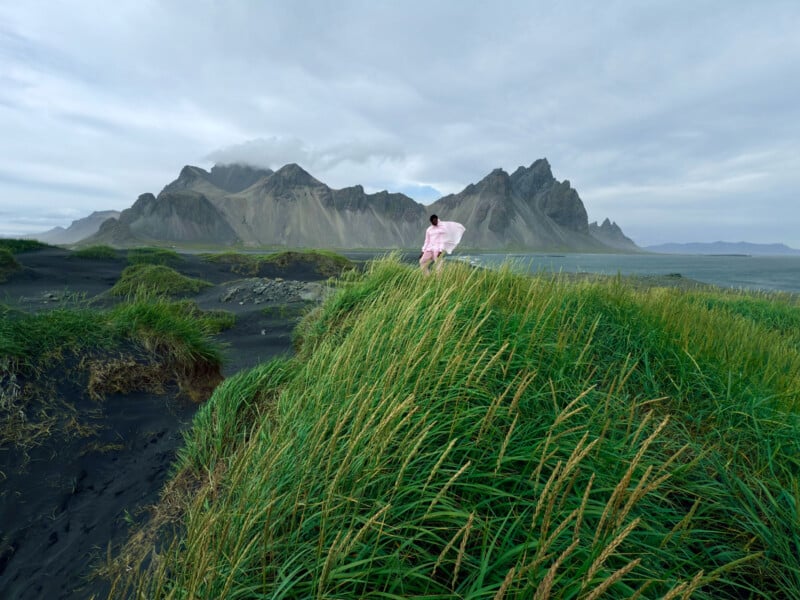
left=419, top=214, right=466, bottom=274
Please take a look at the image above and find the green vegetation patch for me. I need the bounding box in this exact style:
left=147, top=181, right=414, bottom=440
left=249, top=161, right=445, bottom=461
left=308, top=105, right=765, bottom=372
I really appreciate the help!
left=201, top=251, right=263, bottom=276
left=117, top=257, right=800, bottom=598
left=0, top=247, right=21, bottom=282
left=71, top=244, right=118, bottom=260
left=0, top=298, right=229, bottom=448
left=262, top=249, right=354, bottom=276
left=202, top=250, right=354, bottom=278
left=127, top=246, right=183, bottom=265
left=110, top=264, right=212, bottom=297
left=0, top=238, right=51, bottom=253
left=689, top=291, right=800, bottom=346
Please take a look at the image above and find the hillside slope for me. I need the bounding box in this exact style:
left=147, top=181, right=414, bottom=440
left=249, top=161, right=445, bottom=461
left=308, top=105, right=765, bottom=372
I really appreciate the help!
left=116, top=257, right=800, bottom=598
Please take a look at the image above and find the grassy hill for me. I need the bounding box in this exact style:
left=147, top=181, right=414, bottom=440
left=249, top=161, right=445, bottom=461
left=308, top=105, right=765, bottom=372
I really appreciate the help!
left=115, top=255, right=800, bottom=598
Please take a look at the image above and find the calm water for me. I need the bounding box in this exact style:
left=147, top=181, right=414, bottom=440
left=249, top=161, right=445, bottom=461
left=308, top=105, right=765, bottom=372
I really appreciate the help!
left=459, top=253, right=800, bottom=294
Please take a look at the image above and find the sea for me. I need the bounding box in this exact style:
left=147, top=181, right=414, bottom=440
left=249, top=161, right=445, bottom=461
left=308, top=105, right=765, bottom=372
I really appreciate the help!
left=457, top=253, right=800, bottom=294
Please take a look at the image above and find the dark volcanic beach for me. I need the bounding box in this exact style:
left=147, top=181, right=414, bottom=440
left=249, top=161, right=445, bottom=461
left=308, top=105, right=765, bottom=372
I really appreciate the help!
left=0, top=247, right=365, bottom=599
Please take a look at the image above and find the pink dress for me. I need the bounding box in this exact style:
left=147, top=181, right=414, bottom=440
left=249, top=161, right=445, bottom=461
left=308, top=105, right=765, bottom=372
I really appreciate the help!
left=422, top=221, right=466, bottom=255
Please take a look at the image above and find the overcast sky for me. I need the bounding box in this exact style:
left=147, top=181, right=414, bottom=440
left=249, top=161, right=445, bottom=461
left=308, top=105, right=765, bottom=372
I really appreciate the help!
left=1, top=1, right=799, bottom=247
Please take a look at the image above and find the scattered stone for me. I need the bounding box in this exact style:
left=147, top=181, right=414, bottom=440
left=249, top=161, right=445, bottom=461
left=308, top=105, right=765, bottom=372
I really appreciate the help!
left=219, top=278, right=334, bottom=305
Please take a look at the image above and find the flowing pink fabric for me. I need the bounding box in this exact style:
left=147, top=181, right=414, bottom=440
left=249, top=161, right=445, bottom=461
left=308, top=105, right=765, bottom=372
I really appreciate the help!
left=439, top=221, right=466, bottom=254
left=422, top=221, right=466, bottom=255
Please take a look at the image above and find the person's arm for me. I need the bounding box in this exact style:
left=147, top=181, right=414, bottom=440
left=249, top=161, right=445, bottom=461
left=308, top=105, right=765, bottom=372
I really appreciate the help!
left=422, top=227, right=431, bottom=252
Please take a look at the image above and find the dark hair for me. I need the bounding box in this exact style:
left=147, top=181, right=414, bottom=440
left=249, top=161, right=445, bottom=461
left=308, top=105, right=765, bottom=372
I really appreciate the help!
left=429, top=214, right=439, bottom=224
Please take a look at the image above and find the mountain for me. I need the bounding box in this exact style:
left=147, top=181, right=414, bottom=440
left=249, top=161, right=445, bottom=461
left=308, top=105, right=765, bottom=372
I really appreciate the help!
left=29, top=210, right=121, bottom=245
left=81, top=160, right=637, bottom=251
left=161, top=163, right=273, bottom=197
left=429, top=159, right=617, bottom=251
left=589, top=218, right=639, bottom=251
left=646, top=242, right=800, bottom=256
left=117, top=191, right=240, bottom=244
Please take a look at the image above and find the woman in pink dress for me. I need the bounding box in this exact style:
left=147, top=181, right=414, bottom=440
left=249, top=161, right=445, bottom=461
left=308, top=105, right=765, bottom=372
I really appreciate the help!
left=419, top=214, right=466, bottom=274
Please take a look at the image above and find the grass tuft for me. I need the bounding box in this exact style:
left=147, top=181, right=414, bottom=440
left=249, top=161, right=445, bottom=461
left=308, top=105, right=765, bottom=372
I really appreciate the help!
left=127, top=246, right=183, bottom=265
left=109, top=264, right=211, bottom=298
left=1, top=297, right=228, bottom=447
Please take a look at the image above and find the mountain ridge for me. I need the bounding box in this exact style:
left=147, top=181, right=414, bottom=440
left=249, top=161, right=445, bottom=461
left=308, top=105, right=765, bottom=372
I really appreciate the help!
left=26, top=210, right=121, bottom=245
left=69, top=160, right=637, bottom=251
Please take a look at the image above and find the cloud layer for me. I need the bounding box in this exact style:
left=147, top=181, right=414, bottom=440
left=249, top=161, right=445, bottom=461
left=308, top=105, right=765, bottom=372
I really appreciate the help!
left=1, top=1, right=798, bottom=246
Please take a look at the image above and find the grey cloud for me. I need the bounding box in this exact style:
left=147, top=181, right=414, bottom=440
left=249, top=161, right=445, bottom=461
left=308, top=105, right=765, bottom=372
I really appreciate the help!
left=206, top=137, right=406, bottom=175
left=0, top=169, right=120, bottom=199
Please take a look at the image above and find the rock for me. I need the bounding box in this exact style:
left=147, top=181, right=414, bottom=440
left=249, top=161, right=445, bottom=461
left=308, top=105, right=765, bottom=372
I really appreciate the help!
left=219, top=278, right=333, bottom=306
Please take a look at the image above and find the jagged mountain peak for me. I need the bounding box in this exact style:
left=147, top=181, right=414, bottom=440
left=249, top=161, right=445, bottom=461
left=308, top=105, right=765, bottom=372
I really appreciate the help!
left=272, top=163, right=321, bottom=186
left=208, top=163, right=273, bottom=193
left=473, top=167, right=512, bottom=196
left=165, top=163, right=272, bottom=195
left=510, top=158, right=556, bottom=197
left=161, top=166, right=219, bottom=196
left=528, top=157, right=552, bottom=176
left=180, top=165, right=209, bottom=179
left=589, top=218, right=638, bottom=251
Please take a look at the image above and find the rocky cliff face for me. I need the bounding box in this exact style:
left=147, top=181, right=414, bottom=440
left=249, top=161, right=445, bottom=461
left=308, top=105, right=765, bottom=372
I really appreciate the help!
left=430, top=159, right=603, bottom=250
left=214, top=164, right=425, bottom=248
left=588, top=218, right=639, bottom=251
left=81, top=161, right=636, bottom=251
left=116, top=191, right=240, bottom=244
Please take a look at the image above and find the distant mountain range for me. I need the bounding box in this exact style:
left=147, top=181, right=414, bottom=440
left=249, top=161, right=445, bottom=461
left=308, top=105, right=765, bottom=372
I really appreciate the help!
left=29, top=210, right=121, bottom=245
left=32, top=160, right=638, bottom=251
left=646, top=242, right=800, bottom=256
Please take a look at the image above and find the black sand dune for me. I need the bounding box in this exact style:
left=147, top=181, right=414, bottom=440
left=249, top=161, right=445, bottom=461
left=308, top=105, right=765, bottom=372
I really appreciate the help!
left=0, top=247, right=368, bottom=599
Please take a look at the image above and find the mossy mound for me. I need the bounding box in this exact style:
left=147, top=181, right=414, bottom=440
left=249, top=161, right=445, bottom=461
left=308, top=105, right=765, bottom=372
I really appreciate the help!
left=127, top=247, right=183, bottom=266
left=262, top=250, right=354, bottom=277
left=109, top=264, right=211, bottom=297
left=200, top=251, right=264, bottom=276
left=203, top=250, right=354, bottom=278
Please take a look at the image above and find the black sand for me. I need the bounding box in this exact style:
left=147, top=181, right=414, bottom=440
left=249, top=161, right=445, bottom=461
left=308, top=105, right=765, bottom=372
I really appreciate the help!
left=0, top=248, right=366, bottom=599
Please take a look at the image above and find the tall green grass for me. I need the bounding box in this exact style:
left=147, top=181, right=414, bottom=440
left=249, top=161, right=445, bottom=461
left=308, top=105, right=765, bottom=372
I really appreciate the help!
left=120, top=256, right=800, bottom=598
left=0, top=298, right=230, bottom=447
left=0, top=298, right=228, bottom=375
